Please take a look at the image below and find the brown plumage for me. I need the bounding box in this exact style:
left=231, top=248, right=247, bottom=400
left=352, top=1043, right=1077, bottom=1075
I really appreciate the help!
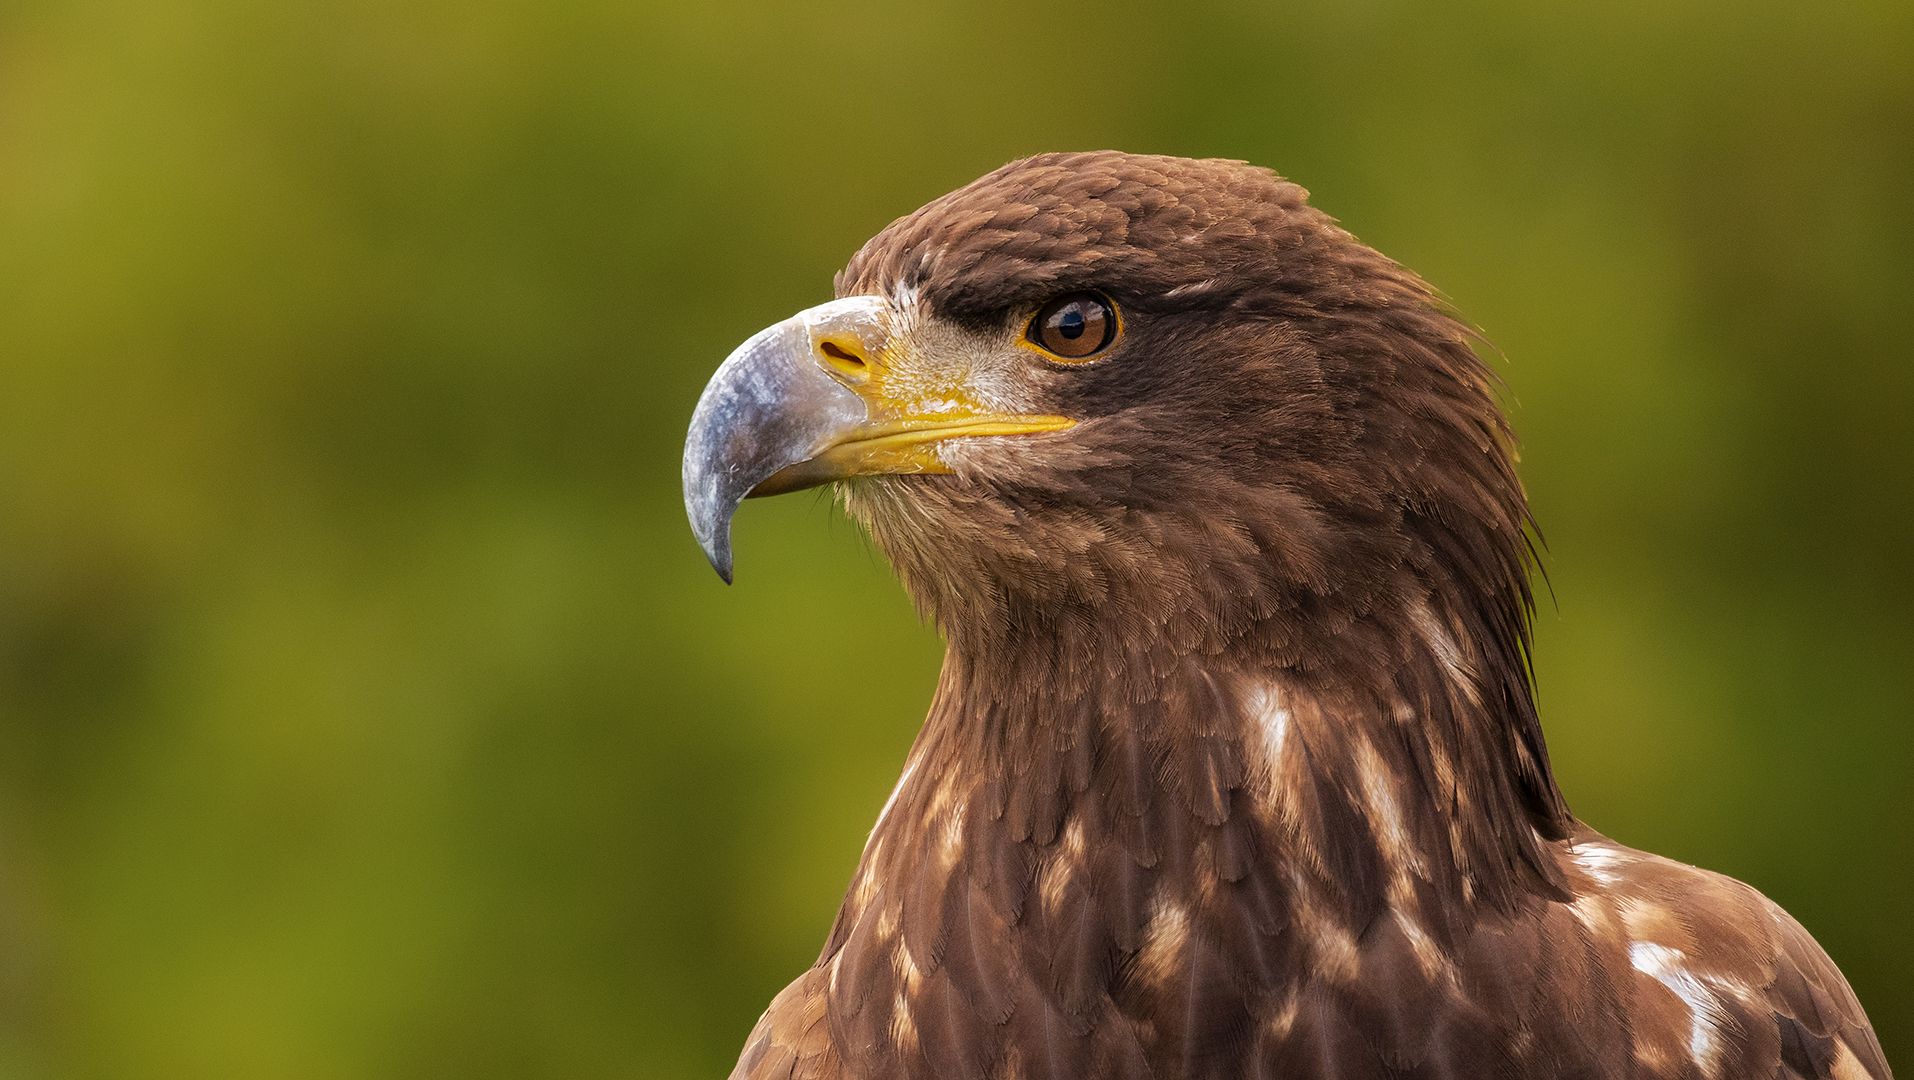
left=692, top=152, right=1891, bottom=1080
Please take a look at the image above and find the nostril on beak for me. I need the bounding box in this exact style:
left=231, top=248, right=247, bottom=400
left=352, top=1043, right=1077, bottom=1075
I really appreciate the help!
left=817, top=338, right=871, bottom=381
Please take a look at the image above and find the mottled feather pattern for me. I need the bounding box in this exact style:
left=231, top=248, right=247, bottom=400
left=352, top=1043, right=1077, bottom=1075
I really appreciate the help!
left=728, top=153, right=1889, bottom=1079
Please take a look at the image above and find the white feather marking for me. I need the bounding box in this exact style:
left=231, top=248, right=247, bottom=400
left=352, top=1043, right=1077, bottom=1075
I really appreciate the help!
left=1134, top=896, right=1192, bottom=986
left=1243, top=681, right=1291, bottom=764
left=1630, top=942, right=1725, bottom=1074
left=1570, top=842, right=1628, bottom=886
left=870, top=757, right=919, bottom=840
left=1395, top=909, right=1449, bottom=980
left=1411, top=599, right=1481, bottom=705
left=889, top=988, right=918, bottom=1053
left=1163, top=277, right=1222, bottom=299
left=890, top=280, right=920, bottom=311
left=940, top=799, right=967, bottom=861
left=1831, top=1043, right=1874, bottom=1080
left=1356, top=741, right=1424, bottom=875
left=1570, top=893, right=1610, bottom=931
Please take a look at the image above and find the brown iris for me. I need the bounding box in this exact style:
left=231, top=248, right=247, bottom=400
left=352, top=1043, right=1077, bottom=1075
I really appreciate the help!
left=1027, top=293, right=1118, bottom=361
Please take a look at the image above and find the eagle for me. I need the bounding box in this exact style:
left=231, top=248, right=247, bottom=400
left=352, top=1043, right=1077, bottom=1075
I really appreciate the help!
left=681, top=152, right=1891, bottom=1080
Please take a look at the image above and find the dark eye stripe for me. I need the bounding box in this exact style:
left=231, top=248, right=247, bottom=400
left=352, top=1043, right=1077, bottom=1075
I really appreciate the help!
left=1028, top=293, right=1118, bottom=361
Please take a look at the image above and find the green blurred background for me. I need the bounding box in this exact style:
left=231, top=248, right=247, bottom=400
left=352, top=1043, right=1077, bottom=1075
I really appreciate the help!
left=2, top=0, right=1909, bottom=1075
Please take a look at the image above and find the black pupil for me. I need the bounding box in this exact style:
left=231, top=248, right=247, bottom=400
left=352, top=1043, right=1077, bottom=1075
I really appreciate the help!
left=1057, top=307, right=1086, bottom=339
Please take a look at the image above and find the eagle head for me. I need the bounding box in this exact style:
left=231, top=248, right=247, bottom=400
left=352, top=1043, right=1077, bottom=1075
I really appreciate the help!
left=685, top=151, right=1533, bottom=677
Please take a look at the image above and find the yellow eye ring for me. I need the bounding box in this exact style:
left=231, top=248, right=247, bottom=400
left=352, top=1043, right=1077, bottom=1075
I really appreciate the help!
left=1023, top=293, right=1120, bottom=362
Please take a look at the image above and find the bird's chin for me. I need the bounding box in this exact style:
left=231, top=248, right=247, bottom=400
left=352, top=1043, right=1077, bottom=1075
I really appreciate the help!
left=839, top=468, right=1016, bottom=556
left=834, top=471, right=950, bottom=535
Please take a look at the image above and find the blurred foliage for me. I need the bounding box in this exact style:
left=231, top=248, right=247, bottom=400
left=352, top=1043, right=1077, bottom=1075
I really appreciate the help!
left=0, top=0, right=1910, bottom=1075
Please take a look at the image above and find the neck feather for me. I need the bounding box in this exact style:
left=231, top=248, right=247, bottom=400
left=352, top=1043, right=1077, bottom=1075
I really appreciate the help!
left=825, top=609, right=1566, bottom=970
left=807, top=601, right=1572, bottom=1074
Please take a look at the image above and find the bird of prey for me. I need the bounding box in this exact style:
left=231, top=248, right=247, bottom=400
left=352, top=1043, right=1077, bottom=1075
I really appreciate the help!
left=681, top=152, right=1890, bottom=1080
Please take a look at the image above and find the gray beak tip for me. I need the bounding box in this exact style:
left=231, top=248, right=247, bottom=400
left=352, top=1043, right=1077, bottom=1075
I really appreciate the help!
left=707, top=543, right=735, bottom=585
left=684, top=483, right=740, bottom=585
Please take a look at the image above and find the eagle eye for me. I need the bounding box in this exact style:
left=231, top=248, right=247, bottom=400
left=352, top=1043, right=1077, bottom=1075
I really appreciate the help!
left=1026, top=293, right=1119, bottom=362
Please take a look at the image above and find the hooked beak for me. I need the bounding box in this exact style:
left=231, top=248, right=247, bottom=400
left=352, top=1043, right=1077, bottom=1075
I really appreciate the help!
left=683, top=296, right=1073, bottom=582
